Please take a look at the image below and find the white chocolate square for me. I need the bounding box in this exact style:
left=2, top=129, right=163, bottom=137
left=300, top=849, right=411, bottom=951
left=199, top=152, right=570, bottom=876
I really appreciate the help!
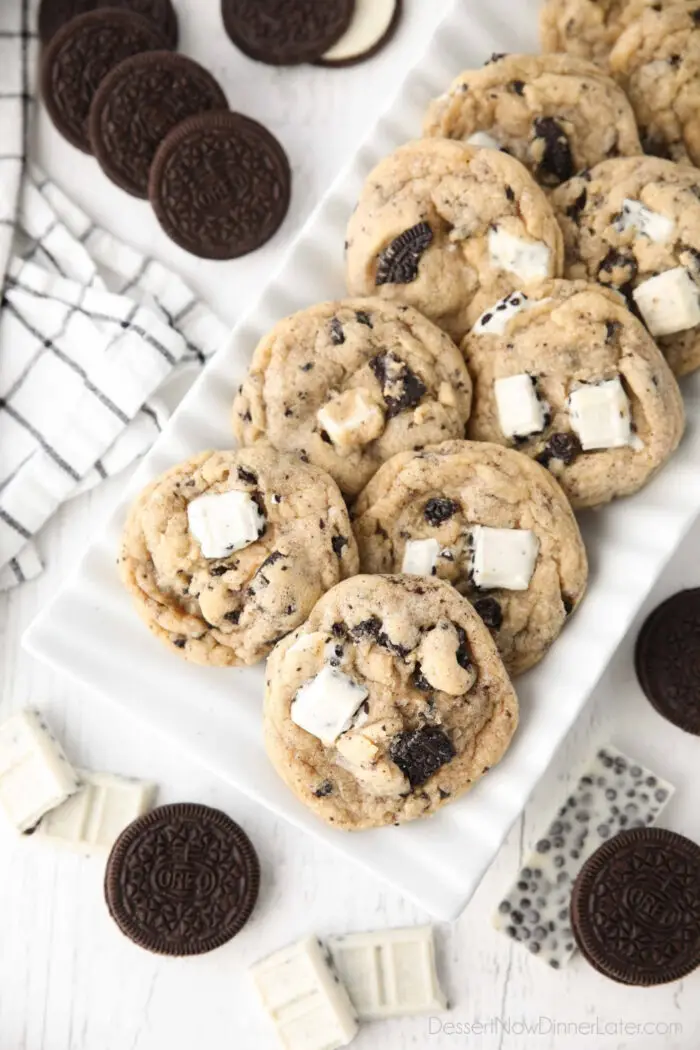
left=327, top=926, right=448, bottom=1021
left=471, top=526, right=539, bottom=591
left=291, top=666, right=368, bottom=746
left=251, top=936, right=358, bottom=1050
left=494, top=373, right=547, bottom=438
left=467, top=130, right=501, bottom=149
left=633, top=268, right=700, bottom=337
left=401, top=538, right=440, bottom=577
left=568, top=378, right=632, bottom=451
left=614, top=199, right=674, bottom=244
left=35, top=770, right=156, bottom=852
left=488, top=227, right=551, bottom=283
left=187, top=490, right=264, bottom=559
left=317, top=388, right=384, bottom=448
left=0, top=710, right=81, bottom=832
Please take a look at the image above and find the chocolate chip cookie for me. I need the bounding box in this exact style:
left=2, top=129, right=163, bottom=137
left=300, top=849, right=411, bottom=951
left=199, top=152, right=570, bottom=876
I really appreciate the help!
left=610, top=2, right=700, bottom=163
left=552, top=157, right=700, bottom=376
left=353, top=441, right=588, bottom=676
left=462, top=280, right=684, bottom=509
left=119, top=449, right=358, bottom=667
left=424, top=53, right=641, bottom=190
left=345, top=139, right=564, bottom=341
left=264, top=574, right=519, bottom=830
left=232, top=298, right=473, bottom=498
left=540, top=0, right=677, bottom=68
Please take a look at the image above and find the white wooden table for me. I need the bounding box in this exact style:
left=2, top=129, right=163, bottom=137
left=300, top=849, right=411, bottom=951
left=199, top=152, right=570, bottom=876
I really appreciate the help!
left=1, top=2, right=698, bottom=1046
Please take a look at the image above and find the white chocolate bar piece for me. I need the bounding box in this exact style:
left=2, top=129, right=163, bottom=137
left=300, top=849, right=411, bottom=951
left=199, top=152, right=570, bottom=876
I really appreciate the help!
left=34, top=770, right=157, bottom=852
left=0, top=710, right=81, bottom=832
left=326, top=925, right=448, bottom=1021
left=251, top=936, right=358, bottom=1050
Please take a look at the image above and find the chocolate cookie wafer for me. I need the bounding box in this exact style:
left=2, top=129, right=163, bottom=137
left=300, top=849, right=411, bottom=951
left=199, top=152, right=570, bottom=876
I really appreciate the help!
left=221, top=0, right=354, bottom=66
left=635, top=589, right=700, bottom=736
left=149, top=111, right=291, bottom=259
left=90, top=52, right=228, bottom=198
left=41, top=9, right=170, bottom=153
left=104, top=802, right=260, bottom=956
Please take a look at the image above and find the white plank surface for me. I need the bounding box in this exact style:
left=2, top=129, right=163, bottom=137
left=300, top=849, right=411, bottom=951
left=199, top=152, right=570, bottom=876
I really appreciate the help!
left=0, top=1, right=698, bottom=1046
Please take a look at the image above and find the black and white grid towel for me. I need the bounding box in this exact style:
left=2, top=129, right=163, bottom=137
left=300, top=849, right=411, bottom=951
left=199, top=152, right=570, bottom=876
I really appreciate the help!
left=0, top=0, right=229, bottom=591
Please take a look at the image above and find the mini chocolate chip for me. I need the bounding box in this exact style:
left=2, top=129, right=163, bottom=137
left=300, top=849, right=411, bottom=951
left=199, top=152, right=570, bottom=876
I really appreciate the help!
left=300, top=362, right=314, bottom=371
left=355, top=310, right=373, bottom=327
left=375, top=222, right=433, bottom=286
left=389, top=725, right=456, bottom=788
left=669, top=53, right=682, bottom=67
left=237, top=466, right=258, bottom=484
left=424, top=497, right=460, bottom=526
left=505, top=185, right=515, bottom=201
left=509, top=80, right=525, bottom=95
left=474, top=596, right=503, bottom=629
left=320, top=430, right=332, bottom=444
left=642, top=132, right=672, bottom=159
left=438, top=788, right=451, bottom=800
left=172, top=637, right=186, bottom=649
left=331, top=535, right=348, bottom=556
left=332, top=621, right=346, bottom=638
left=313, top=781, right=333, bottom=798
left=329, top=317, right=345, bottom=344
left=532, top=117, right=574, bottom=185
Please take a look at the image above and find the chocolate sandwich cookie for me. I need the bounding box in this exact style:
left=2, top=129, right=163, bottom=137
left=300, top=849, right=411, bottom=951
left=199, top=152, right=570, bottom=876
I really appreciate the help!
left=571, top=828, right=700, bottom=985
left=149, top=111, right=291, bottom=259
left=635, top=589, right=700, bottom=736
left=38, top=0, right=179, bottom=48
left=105, top=803, right=260, bottom=956
left=316, top=0, right=402, bottom=68
left=221, top=0, right=354, bottom=66
left=41, top=9, right=170, bottom=153
left=90, top=52, right=228, bottom=198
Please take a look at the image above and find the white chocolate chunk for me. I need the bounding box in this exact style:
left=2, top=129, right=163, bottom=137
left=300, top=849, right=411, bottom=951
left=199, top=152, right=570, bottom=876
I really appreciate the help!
left=291, top=666, right=368, bottom=746
left=493, top=745, right=675, bottom=969
left=633, top=268, right=700, bottom=337
left=568, top=378, right=632, bottom=451
left=417, top=620, right=475, bottom=695
left=0, top=710, right=81, bottom=833
left=317, top=388, right=384, bottom=448
left=614, top=199, right=674, bottom=244
left=187, top=490, right=264, bottom=559
left=327, top=926, right=448, bottom=1021
left=471, top=526, right=539, bottom=591
left=488, top=228, right=551, bottom=283
left=320, top=0, right=396, bottom=62
left=494, top=373, right=548, bottom=438
left=402, top=537, right=440, bottom=577
left=251, top=936, right=359, bottom=1050
left=467, top=130, right=501, bottom=149
left=335, top=732, right=379, bottom=767
left=35, top=770, right=156, bottom=852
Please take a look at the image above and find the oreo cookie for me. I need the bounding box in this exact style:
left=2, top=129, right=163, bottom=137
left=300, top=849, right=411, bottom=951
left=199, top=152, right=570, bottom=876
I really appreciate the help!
left=635, top=589, right=700, bottom=735
left=221, top=0, right=354, bottom=66
left=38, top=0, right=179, bottom=48
left=41, top=9, right=170, bottom=153
left=90, top=52, right=228, bottom=198
left=149, top=111, right=291, bottom=259
left=571, top=828, right=700, bottom=986
left=104, top=802, right=260, bottom=956
left=316, top=0, right=402, bottom=69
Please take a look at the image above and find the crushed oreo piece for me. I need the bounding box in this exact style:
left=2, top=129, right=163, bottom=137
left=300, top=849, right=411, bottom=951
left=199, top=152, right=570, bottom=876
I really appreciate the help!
left=605, top=320, right=622, bottom=343
left=474, top=596, right=503, bottom=630
left=260, top=550, right=284, bottom=569
left=370, top=351, right=427, bottom=419
left=486, top=52, right=507, bottom=65
left=355, top=310, right=373, bottom=327
left=565, top=188, right=587, bottom=221
left=209, top=565, right=229, bottom=577
left=313, top=781, right=333, bottom=798
left=532, top=117, right=574, bottom=186
left=224, top=609, right=241, bottom=624
left=237, top=466, right=258, bottom=485
left=509, top=79, right=525, bottom=95
left=331, top=535, right=349, bottom=557
left=375, top=222, right=433, bottom=286
left=412, top=665, right=432, bottom=692
left=300, top=362, right=314, bottom=372
left=352, top=616, right=382, bottom=641
left=329, top=317, right=345, bottom=344
left=537, top=431, right=582, bottom=468
left=389, top=726, right=456, bottom=788
left=173, top=637, right=187, bottom=649
left=424, top=497, right=460, bottom=527
left=641, top=132, right=672, bottom=160
left=562, top=593, right=575, bottom=616
left=454, top=624, right=471, bottom=670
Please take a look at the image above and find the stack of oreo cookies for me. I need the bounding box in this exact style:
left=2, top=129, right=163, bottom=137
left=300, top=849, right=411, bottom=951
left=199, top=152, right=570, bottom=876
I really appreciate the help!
left=39, top=0, right=291, bottom=258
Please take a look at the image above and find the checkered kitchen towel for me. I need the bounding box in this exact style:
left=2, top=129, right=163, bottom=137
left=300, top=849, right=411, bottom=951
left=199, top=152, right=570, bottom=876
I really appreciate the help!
left=0, top=1, right=229, bottom=591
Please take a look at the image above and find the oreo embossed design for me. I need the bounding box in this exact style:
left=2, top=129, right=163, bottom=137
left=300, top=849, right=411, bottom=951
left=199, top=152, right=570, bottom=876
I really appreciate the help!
left=221, top=0, right=354, bottom=66
left=39, top=0, right=178, bottom=46
left=104, top=803, right=260, bottom=956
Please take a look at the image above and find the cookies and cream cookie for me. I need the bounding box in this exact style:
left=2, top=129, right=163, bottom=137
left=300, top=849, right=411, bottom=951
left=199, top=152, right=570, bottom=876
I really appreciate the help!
left=119, top=449, right=358, bottom=667
left=345, top=139, right=564, bottom=340
left=551, top=157, right=700, bottom=376
left=540, top=0, right=677, bottom=68
left=263, top=574, right=518, bottom=830
left=232, top=298, right=472, bottom=497
left=353, top=441, right=588, bottom=676
left=462, top=280, right=684, bottom=508
left=610, top=2, right=700, bottom=164
left=424, top=53, right=641, bottom=189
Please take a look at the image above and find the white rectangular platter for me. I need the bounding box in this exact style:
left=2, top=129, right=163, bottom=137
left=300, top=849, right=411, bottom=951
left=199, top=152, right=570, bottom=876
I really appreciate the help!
left=24, top=0, right=700, bottom=920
